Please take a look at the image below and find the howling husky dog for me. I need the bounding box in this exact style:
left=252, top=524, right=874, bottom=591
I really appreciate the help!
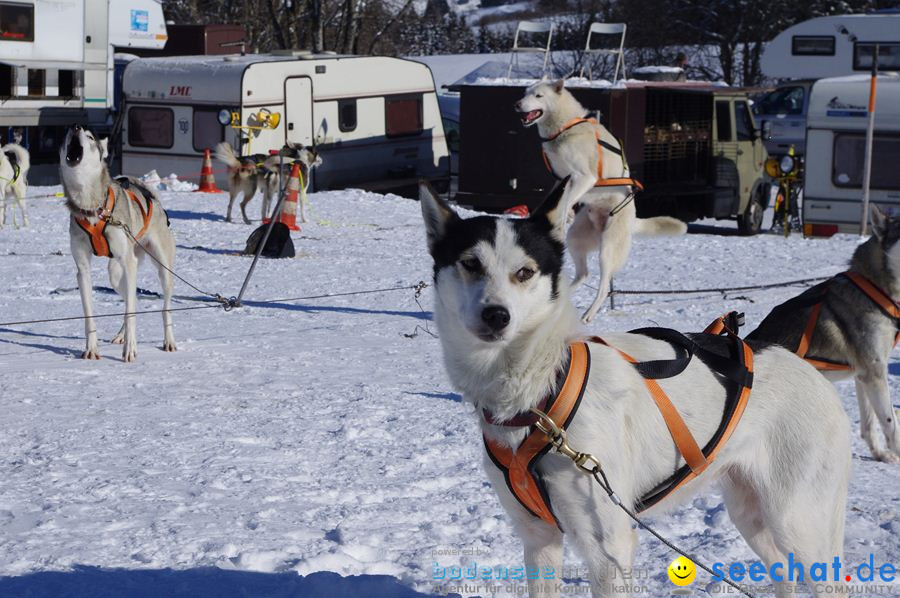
left=0, top=142, right=30, bottom=229
left=748, top=206, right=900, bottom=463
left=516, top=80, right=687, bottom=323
left=420, top=179, right=850, bottom=598
left=60, top=126, right=176, bottom=362
left=215, top=142, right=322, bottom=224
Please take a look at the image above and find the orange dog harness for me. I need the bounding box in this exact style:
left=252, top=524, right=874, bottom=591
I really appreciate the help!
left=74, top=185, right=154, bottom=258
left=541, top=117, right=644, bottom=191
left=790, top=272, right=900, bottom=372
left=484, top=313, right=753, bottom=529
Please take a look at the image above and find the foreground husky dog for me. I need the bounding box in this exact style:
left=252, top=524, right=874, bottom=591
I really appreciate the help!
left=60, top=126, right=176, bottom=362
left=749, top=206, right=900, bottom=463
left=420, top=180, right=850, bottom=598
left=215, top=142, right=322, bottom=224
left=0, top=142, right=30, bottom=229
left=516, top=80, right=686, bottom=322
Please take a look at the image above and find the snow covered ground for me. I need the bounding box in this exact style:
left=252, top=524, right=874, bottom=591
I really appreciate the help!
left=0, top=187, right=897, bottom=597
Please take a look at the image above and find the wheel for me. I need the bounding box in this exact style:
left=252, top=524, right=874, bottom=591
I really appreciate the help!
left=737, top=186, right=765, bottom=236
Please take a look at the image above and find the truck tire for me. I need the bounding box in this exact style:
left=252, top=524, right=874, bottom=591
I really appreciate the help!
left=737, top=185, right=765, bottom=236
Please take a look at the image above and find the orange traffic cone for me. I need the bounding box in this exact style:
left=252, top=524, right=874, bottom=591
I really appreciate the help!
left=263, top=162, right=301, bottom=231
left=504, top=204, right=530, bottom=218
left=195, top=148, right=222, bottom=193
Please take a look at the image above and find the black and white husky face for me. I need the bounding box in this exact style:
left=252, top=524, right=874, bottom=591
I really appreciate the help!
left=59, top=126, right=108, bottom=188
left=420, top=180, right=569, bottom=344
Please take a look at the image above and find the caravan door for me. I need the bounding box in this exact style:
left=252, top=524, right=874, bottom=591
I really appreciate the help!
left=285, top=77, right=314, bottom=147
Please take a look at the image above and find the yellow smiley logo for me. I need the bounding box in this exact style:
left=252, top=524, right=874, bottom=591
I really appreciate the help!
left=667, top=556, right=697, bottom=586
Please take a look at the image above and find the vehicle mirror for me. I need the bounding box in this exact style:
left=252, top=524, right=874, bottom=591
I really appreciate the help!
left=761, top=121, right=772, bottom=140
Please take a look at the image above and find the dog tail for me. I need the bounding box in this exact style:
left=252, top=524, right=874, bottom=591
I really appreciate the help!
left=213, top=141, right=240, bottom=169
left=633, top=216, right=687, bottom=236
left=2, top=143, right=30, bottom=174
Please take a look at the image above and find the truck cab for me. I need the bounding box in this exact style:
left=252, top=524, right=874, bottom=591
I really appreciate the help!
left=713, top=92, right=769, bottom=234
left=754, top=80, right=813, bottom=156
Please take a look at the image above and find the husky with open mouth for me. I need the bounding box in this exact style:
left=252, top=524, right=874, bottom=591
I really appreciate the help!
left=516, top=79, right=686, bottom=323
left=60, top=125, right=176, bottom=362
left=420, top=178, right=850, bottom=598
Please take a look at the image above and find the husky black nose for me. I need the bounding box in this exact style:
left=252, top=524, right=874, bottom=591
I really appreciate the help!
left=482, top=305, right=510, bottom=331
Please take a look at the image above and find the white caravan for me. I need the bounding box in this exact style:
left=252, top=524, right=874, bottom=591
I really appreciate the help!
left=803, top=73, right=900, bottom=236
left=121, top=53, right=450, bottom=195
left=761, top=13, right=900, bottom=81
left=0, top=0, right=167, bottom=178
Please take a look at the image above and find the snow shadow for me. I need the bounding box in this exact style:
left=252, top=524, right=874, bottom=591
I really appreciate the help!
left=888, top=361, right=900, bottom=376
left=166, top=209, right=226, bottom=222
left=0, top=566, right=430, bottom=598
left=405, top=391, right=463, bottom=403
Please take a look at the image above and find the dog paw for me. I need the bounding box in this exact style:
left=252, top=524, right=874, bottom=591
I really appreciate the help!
left=872, top=450, right=900, bottom=464
left=581, top=312, right=595, bottom=324
left=82, top=348, right=101, bottom=360
left=123, top=344, right=137, bottom=362
left=225, top=216, right=233, bottom=223
left=111, top=333, right=125, bottom=345
left=163, top=340, right=177, bottom=352
left=243, top=219, right=252, bottom=225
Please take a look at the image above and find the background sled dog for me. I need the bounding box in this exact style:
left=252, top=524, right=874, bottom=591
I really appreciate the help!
left=0, top=143, right=30, bottom=229
left=60, top=126, right=176, bottom=362
left=749, top=206, right=900, bottom=463
left=215, top=142, right=322, bottom=224
left=420, top=179, right=850, bottom=598
left=516, top=80, right=686, bottom=322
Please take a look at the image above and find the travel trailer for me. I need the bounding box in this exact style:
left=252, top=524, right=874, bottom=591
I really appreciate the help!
left=0, top=0, right=167, bottom=179
left=761, top=13, right=900, bottom=81
left=121, top=53, right=450, bottom=196
left=756, top=13, right=900, bottom=156
left=802, top=73, right=900, bottom=236
left=452, top=81, right=769, bottom=234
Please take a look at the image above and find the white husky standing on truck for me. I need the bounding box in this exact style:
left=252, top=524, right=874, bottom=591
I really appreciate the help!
left=516, top=79, right=686, bottom=323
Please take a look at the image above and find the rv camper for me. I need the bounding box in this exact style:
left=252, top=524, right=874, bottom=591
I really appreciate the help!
left=802, top=73, right=900, bottom=236
left=0, top=0, right=167, bottom=180
left=121, top=53, right=450, bottom=196
left=756, top=13, right=900, bottom=156
left=452, top=81, right=769, bottom=234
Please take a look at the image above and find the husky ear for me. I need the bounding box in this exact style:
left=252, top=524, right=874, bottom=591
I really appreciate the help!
left=870, top=204, right=887, bottom=239
left=553, top=79, right=565, bottom=94
left=530, top=177, right=570, bottom=240
left=419, top=179, right=458, bottom=253
left=99, top=138, right=109, bottom=160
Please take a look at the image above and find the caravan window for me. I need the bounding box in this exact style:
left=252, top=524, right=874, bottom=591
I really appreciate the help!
left=832, top=134, right=900, bottom=190
left=385, top=94, right=423, bottom=137
left=128, top=107, right=174, bottom=149
left=338, top=99, right=357, bottom=132
left=791, top=36, right=834, bottom=56
left=853, top=43, right=900, bottom=71
left=0, top=2, right=34, bottom=42
left=193, top=109, right=224, bottom=152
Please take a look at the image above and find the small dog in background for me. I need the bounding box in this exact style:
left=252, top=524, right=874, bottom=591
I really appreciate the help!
left=215, top=142, right=322, bottom=224
left=0, top=143, right=30, bottom=229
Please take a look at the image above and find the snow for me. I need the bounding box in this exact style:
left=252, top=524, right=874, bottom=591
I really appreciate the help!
left=0, top=186, right=897, bottom=597
left=140, top=170, right=199, bottom=192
